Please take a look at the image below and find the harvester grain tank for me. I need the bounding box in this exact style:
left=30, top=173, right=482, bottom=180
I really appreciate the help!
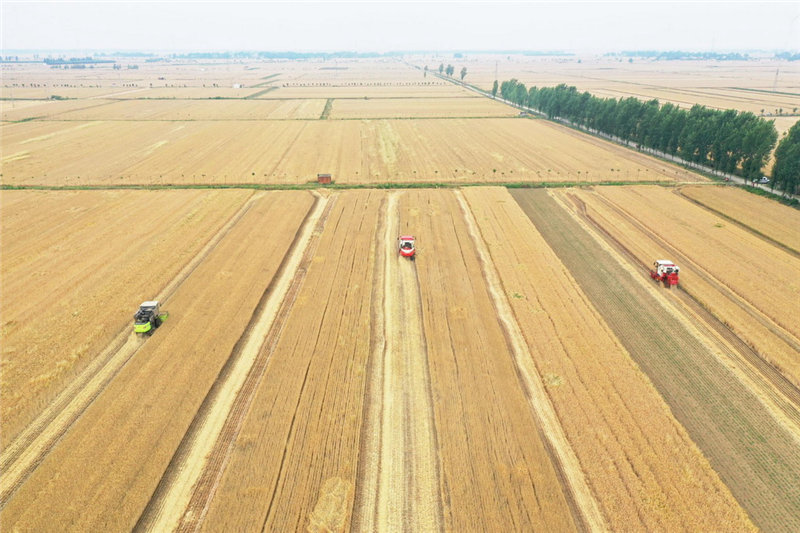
left=133, top=301, right=168, bottom=335
left=398, top=235, right=416, bottom=260
left=650, top=260, right=680, bottom=287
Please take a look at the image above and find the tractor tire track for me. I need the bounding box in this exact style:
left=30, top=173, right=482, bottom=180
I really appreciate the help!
left=0, top=191, right=261, bottom=509
left=454, top=190, right=605, bottom=532
left=135, top=192, right=334, bottom=533
left=354, top=192, right=443, bottom=532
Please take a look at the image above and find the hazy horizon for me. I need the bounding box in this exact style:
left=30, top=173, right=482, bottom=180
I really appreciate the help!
left=3, top=1, right=799, bottom=54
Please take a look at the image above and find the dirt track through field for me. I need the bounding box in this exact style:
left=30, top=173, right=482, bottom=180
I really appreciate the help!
left=455, top=190, right=604, bottom=532
left=0, top=193, right=261, bottom=508
left=512, top=189, right=800, bottom=532
left=138, top=192, right=330, bottom=531
left=354, top=192, right=442, bottom=532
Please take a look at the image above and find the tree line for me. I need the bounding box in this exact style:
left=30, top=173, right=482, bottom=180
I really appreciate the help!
left=499, top=80, right=788, bottom=188
left=771, top=121, right=800, bottom=195
left=435, top=64, right=468, bottom=80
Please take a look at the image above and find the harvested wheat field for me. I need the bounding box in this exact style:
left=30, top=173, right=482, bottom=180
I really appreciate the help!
left=48, top=98, right=327, bottom=121
left=327, top=96, right=517, bottom=118
left=4, top=54, right=800, bottom=533
left=4, top=186, right=800, bottom=531
left=1, top=191, right=314, bottom=531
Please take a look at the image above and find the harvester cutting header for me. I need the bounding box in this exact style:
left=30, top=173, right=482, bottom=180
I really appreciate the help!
left=650, top=260, right=680, bottom=287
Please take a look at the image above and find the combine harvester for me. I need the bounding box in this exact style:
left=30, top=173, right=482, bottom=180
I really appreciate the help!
left=650, top=260, right=680, bottom=288
left=398, top=235, right=416, bottom=261
left=133, top=301, right=168, bottom=335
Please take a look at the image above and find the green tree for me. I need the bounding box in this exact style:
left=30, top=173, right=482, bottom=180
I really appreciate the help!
left=446, top=64, right=454, bottom=76
left=460, top=67, right=467, bottom=81
left=438, top=63, right=444, bottom=74
left=492, top=80, right=498, bottom=97
left=424, top=65, right=428, bottom=78
left=771, top=120, right=800, bottom=195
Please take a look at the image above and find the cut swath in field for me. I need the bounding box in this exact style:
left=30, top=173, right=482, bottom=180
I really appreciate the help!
left=354, top=191, right=442, bottom=532
left=512, top=188, right=800, bottom=532
left=464, top=187, right=754, bottom=531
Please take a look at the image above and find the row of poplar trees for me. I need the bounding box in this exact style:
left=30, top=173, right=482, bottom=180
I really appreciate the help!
left=499, top=80, right=798, bottom=195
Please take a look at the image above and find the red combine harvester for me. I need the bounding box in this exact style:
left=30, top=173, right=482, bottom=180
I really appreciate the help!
left=398, top=235, right=416, bottom=261
left=650, top=260, right=680, bottom=287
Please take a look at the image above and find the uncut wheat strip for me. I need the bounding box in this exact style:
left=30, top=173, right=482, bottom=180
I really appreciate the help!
left=143, top=192, right=327, bottom=531
left=469, top=187, right=756, bottom=531
left=409, top=189, right=577, bottom=531
left=455, top=189, right=604, bottom=531
left=197, top=191, right=381, bottom=532
left=0, top=192, right=312, bottom=532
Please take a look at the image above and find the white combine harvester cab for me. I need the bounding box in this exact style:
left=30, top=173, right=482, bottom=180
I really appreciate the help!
left=650, top=260, right=680, bottom=287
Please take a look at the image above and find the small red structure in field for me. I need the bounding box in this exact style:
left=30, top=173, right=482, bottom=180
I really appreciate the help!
left=317, top=173, right=332, bottom=184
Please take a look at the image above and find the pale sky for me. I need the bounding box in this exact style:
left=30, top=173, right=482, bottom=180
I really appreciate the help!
left=2, top=1, right=799, bottom=53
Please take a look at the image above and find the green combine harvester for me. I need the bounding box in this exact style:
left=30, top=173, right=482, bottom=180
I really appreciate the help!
left=133, top=300, right=168, bottom=335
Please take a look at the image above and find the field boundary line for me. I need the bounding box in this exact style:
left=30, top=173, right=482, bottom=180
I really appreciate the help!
left=136, top=192, right=334, bottom=533
left=1, top=179, right=681, bottom=193
left=454, top=189, right=606, bottom=532
left=0, top=191, right=260, bottom=509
